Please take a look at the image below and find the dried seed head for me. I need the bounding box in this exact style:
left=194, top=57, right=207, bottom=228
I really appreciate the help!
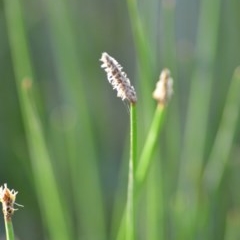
left=100, top=52, right=137, bottom=104
left=152, top=68, right=173, bottom=107
left=0, top=184, right=22, bottom=221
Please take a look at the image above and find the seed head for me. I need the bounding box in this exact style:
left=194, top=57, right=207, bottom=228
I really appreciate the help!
left=152, top=68, right=173, bottom=107
left=0, top=184, right=22, bottom=221
left=100, top=52, right=137, bottom=104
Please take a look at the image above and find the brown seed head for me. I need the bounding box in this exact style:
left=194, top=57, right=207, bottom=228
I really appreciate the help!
left=0, top=184, right=20, bottom=221
left=100, top=52, right=137, bottom=104
left=152, top=68, right=173, bottom=107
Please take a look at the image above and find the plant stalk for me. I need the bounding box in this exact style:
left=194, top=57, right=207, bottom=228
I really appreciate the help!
left=4, top=218, right=15, bottom=240
left=119, top=104, right=165, bottom=240
left=136, top=105, right=166, bottom=186
left=126, top=103, right=137, bottom=240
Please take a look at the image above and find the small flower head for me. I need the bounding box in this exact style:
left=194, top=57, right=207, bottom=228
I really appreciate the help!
left=0, top=184, right=21, bottom=221
left=152, top=68, right=173, bottom=107
left=100, top=52, right=137, bottom=104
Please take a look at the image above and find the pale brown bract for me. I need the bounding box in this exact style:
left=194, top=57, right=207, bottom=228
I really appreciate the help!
left=152, top=68, right=173, bottom=107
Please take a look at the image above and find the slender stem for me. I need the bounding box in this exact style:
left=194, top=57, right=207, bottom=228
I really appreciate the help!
left=174, top=0, right=221, bottom=238
left=136, top=105, right=165, bottom=186
left=131, top=104, right=138, bottom=172
left=126, top=103, right=137, bottom=240
left=4, top=218, right=15, bottom=240
left=126, top=0, right=154, bottom=116
left=45, top=1, right=106, bottom=237
left=118, top=104, right=165, bottom=240
left=203, top=66, right=240, bottom=192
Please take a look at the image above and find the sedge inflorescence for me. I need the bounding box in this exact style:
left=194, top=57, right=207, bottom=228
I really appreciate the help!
left=0, top=184, right=19, bottom=221
left=100, top=52, right=137, bottom=104
left=152, top=68, right=173, bottom=107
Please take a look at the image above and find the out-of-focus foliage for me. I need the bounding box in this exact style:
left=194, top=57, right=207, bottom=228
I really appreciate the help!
left=0, top=0, right=240, bottom=239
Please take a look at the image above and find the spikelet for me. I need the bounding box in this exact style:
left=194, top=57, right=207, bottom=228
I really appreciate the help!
left=100, top=52, right=137, bottom=104
left=0, top=184, right=22, bottom=221
left=152, top=68, right=173, bottom=107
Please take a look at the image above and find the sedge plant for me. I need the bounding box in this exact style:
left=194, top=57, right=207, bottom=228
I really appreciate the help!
left=2, top=0, right=240, bottom=239
left=100, top=52, right=137, bottom=240
left=99, top=55, right=174, bottom=240
left=116, top=68, right=174, bottom=240
left=136, top=68, right=174, bottom=186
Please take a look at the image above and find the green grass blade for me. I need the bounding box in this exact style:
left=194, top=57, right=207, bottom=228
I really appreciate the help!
left=161, top=0, right=177, bottom=72
left=126, top=0, right=155, bottom=119
left=178, top=0, right=221, bottom=185
left=203, top=67, right=240, bottom=192
left=176, top=0, right=221, bottom=236
left=42, top=0, right=106, bottom=238
left=21, top=80, right=73, bottom=240
left=178, top=0, right=222, bottom=189
left=160, top=0, right=180, bottom=171
left=117, top=105, right=166, bottom=240
left=4, top=0, right=72, bottom=239
left=146, top=162, right=164, bottom=240
left=4, top=0, right=34, bottom=81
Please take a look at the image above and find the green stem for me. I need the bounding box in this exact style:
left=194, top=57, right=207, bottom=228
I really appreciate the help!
left=203, top=66, right=240, bottom=192
left=131, top=104, right=138, bottom=172
left=4, top=218, right=15, bottom=240
left=126, top=0, right=154, bottom=118
left=4, top=0, right=72, bottom=238
left=175, top=1, right=221, bottom=237
left=44, top=1, right=106, bottom=237
left=118, top=105, right=165, bottom=240
left=126, top=104, right=137, bottom=240
left=136, top=105, right=166, bottom=186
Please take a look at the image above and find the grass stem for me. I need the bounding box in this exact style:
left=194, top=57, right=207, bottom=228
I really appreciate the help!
left=136, top=105, right=166, bottom=186
left=118, top=104, right=166, bottom=240
left=203, top=66, right=240, bottom=192
left=126, top=0, right=154, bottom=117
left=126, top=103, right=137, bottom=240
left=4, top=218, right=15, bottom=240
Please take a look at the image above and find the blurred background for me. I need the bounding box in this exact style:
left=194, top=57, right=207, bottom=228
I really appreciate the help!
left=0, top=0, right=240, bottom=239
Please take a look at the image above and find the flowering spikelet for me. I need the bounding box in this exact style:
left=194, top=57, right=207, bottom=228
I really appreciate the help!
left=100, top=52, right=137, bottom=104
left=152, top=68, right=173, bottom=107
left=0, top=184, right=21, bottom=221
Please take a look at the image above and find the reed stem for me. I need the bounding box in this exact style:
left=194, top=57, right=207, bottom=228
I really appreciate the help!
left=4, top=218, right=15, bottom=240
left=126, top=104, right=137, bottom=240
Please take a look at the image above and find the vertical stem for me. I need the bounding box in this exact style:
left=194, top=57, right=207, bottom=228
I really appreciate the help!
left=130, top=104, right=137, bottom=172
left=126, top=103, right=137, bottom=240
left=126, top=0, right=154, bottom=120
left=203, top=66, right=240, bottom=192
left=4, top=0, right=72, bottom=239
left=43, top=1, right=106, bottom=237
left=175, top=0, right=221, bottom=238
left=136, top=105, right=165, bottom=185
left=118, top=105, right=166, bottom=240
left=4, top=218, right=15, bottom=240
